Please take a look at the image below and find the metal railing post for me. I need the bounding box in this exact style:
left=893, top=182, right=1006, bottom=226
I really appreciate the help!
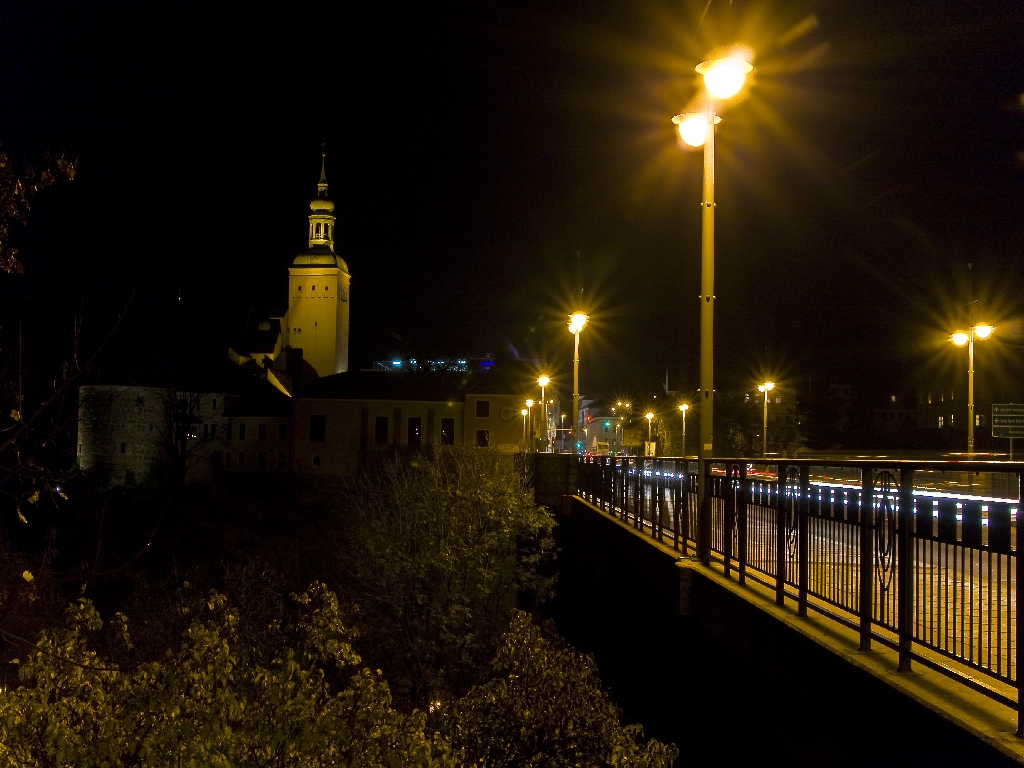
left=723, top=466, right=734, bottom=579
left=699, top=460, right=712, bottom=566
left=776, top=462, right=788, bottom=606
left=738, top=463, right=747, bottom=586
left=680, top=462, right=690, bottom=556
left=799, top=465, right=810, bottom=617
left=898, top=468, right=914, bottom=672
left=1016, top=469, right=1024, bottom=736
left=860, top=467, right=873, bottom=651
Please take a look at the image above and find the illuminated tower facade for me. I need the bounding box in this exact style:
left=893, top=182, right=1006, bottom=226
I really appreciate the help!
left=282, top=152, right=350, bottom=376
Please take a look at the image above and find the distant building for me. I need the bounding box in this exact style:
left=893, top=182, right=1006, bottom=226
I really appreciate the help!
left=230, top=149, right=350, bottom=390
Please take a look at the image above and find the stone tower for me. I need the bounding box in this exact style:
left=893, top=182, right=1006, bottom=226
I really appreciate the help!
left=281, top=150, right=350, bottom=376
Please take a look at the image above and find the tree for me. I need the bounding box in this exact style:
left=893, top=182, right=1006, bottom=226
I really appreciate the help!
left=333, top=448, right=556, bottom=709
left=0, top=585, right=460, bottom=767
left=0, top=147, right=76, bottom=276
left=439, top=611, right=679, bottom=768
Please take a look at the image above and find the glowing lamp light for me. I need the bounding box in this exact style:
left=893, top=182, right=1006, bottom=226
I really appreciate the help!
left=697, top=56, right=753, bottom=99
left=525, top=399, right=534, bottom=408
left=645, top=412, right=654, bottom=421
left=974, top=323, right=994, bottom=340
left=675, top=113, right=708, bottom=147
left=758, top=381, right=776, bottom=393
left=678, top=403, right=689, bottom=413
left=568, top=312, right=589, bottom=334
left=538, top=375, right=550, bottom=387
left=521, top=408, right=528, bottom=416
left=951, top=332, right=970, bottom=347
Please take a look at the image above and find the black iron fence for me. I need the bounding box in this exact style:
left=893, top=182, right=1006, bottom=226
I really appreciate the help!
left=576, top=455, right=1024, bottom=730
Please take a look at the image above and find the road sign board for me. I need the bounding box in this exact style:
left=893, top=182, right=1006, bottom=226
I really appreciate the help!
left=992, top=404, right=1024, bottom=438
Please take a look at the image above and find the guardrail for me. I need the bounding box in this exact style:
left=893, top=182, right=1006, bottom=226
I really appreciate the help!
left=576, top=455, right=1024, bottom=732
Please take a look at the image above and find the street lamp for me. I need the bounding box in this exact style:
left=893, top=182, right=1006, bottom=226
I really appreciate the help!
left=525, top=399, right=534, bottom=453
left=951, top=323, right=994, bottom=455
left=645, top=411, right=655, bottom=441
left=758, top=381, right=775, bottom=457
left=521, top=408, right=528, bottom=450
left=538, top=375, right=551, bottom=452
left=568, top=313, right=588, bottom=454
left=672, top=51, right=752, bottom=551
left=678, top=403, right=689, bottom=456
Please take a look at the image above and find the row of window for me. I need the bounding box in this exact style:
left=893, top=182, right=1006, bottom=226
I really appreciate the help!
left=211, top=451, right=287, bottom=470
left=306, top=414, right=475, bottom=447
left=202, top=423, right=288, bottom=441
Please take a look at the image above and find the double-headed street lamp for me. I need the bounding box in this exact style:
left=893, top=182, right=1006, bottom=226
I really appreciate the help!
left=678, top=403, right=689, bottom=456
left=951, top=323, right=994, bottom=456
left=757, top=381, right=775, bottom=457
left=568, top=313, right=588, bottom=454
left=672, top=53, right=752, bottom=558
left=537, top=375, right=551, bottom=452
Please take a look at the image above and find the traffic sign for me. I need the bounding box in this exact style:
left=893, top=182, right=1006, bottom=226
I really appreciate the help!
left=992, top=404, right=1024, bottom=438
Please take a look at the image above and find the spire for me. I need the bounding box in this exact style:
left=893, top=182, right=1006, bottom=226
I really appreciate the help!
left=317, top=139, right=328, bottom=196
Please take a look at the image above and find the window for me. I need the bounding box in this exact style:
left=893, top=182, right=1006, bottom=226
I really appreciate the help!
left=312, top=454, right=321, bottom=468
left=408, top=417, right=422, bottom=446
left=476, top=400, right=490, bottom=418
left=277, top=452, right=287, bottom=469
left=225, top=451, right=233, bottom=468
left=309, top=415, right=327, bottom=442
left=136, top=396, right=144, bottom=405
left=775, top=396, right=781, bottom=404
left=120, top=442, right=126, bottom=454
left=212, top=398, right=217, bottom=411
left=238, top=451, right=246, bottom=468
left=475, top=429, right=490, bottom=448
left=891, top=395, right=896, bottom=403
left=239, top=423, right=247, bottom=440
left=212, top=451, right=223, bottom=467
left=208, top=424, right=216, bottom=440
left=374, top=416, right=389, bottom=445
left=258, top=423, right=268, bottom=441
left=278, top=423, right=288, bottom=441
left=225, top=423, right=233, bottom=441
left=315, top=223, right=321, bottom=236
left=938, top=416, right=944, bottom=428
left=440, top=417, right=455, bottom=445
left=257, top=451, right=267, bottom=469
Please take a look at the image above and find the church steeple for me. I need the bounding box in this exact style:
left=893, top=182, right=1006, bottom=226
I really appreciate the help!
left=317, top=139, right=329, bottom=197
left=307, top=142, right=336, bottom=251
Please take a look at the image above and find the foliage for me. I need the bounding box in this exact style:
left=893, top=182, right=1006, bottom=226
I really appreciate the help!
left=334, top=448, right=556, bottom=709
left=0, top=148, right=76, bottom=276
left=439, top=611, right=679, bottom=768
left=0, top=585, right=459, bottom=767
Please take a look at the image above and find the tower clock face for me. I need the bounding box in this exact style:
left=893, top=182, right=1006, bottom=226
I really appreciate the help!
left=500, top=405, right=517, bottom=422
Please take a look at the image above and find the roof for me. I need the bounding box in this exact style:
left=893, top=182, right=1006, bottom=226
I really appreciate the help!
left=292, top=245, right=349, bottom=272
left=299, top=365, right=533, bottom=403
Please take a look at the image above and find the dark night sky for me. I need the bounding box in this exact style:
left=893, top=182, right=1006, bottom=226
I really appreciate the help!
left=1, top=0, right=1022, bottom=405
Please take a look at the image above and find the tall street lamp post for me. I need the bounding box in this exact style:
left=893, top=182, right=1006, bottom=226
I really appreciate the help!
left=645, top=411, right=655, bottom=455
left=678, top=403, right=689, bottom=456
left=758, top=381, right=775, bottom=457
left=951, top=323, right=994, bottom=456
left=673, top=53, right=752, bottom=561
left=568, top=313, right=588, bottom=454
left=525, top=399, right=534, bottom=453
left=538, top=375, right=551, bottom=452
left=521, top=408, right=528, bottom=451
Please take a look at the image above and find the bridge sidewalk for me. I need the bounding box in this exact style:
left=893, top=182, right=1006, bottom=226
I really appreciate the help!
left=570, top=494, right=1024, bottom=765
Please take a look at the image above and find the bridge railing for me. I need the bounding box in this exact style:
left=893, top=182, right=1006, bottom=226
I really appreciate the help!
left=576, top=455, right=1024, bottom=730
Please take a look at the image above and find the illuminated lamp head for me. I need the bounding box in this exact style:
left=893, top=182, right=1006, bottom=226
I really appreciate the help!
left=974, top=323, right=994, bottom=340
left=951, top=332, right=970, bottom=347
left=697, top=55, right=753, bottom=99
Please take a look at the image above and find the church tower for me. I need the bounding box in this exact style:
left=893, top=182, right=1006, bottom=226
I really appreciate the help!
left=281, top=149, right=351, bottom=377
